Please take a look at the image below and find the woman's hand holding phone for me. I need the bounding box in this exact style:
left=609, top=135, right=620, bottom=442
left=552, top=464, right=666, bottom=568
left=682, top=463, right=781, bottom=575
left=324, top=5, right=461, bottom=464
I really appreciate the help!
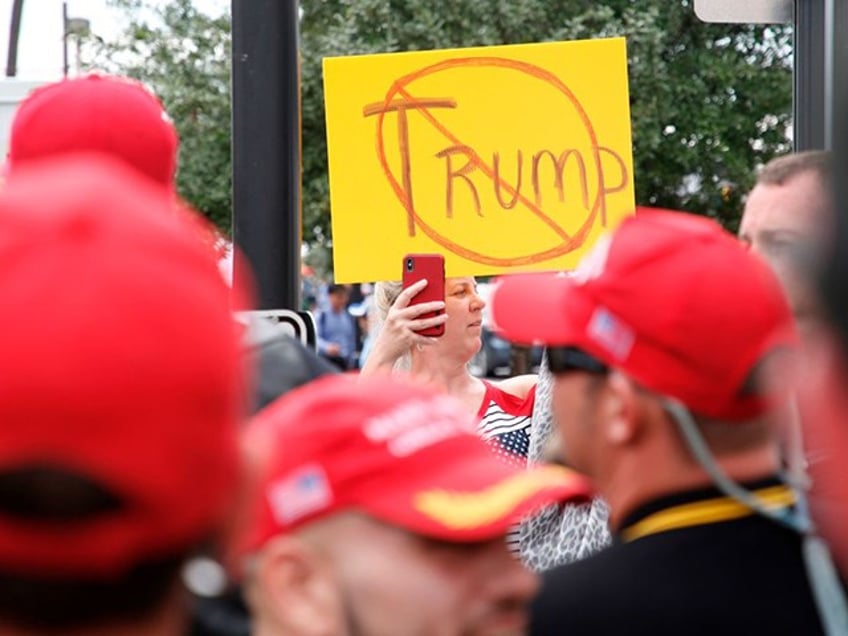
left=359, top=279, right=448, bottom=377
left=379, top=279, right=447, bottom=351
left=402, top=254, right=446, bottom=337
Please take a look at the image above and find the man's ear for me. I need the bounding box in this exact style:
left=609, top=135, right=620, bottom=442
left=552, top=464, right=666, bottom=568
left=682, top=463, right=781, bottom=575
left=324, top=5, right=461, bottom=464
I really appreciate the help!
left=249, top=535, right=343, bottom=636
left=602, top=371, right=640, bottom=446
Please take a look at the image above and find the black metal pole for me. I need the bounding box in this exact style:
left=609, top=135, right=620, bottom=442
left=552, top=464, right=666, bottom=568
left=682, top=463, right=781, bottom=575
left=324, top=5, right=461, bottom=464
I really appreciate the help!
left=829, top=0, right=846, bottom=149
left=819, top=0, right=848, bottom=355
left=6, top=0, right=24, bottom=77
left=824, top=0, right=848, bottom=340
left=794, top=0, right=827, bottom=150
left=231, top=0, right=301, bottom=310
left=62, top=2, right=69, bottom=77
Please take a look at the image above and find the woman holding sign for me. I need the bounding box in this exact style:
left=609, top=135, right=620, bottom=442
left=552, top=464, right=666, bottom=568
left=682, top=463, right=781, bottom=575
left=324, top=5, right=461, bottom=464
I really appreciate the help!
left=360, top=275, right=536, bottom=468
left=361, top=274, right=611, bottom=569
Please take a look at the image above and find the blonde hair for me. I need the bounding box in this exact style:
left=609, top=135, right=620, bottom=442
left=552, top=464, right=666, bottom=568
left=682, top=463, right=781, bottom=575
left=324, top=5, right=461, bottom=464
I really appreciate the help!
left=372, top=281, right=410, bottom=371
left=373, top=281, right=403, bottom=323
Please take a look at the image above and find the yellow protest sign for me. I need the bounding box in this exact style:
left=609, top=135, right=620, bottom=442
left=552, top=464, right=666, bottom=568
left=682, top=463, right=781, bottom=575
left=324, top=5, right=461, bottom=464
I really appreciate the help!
left=323, top=38, right=634, bottom=283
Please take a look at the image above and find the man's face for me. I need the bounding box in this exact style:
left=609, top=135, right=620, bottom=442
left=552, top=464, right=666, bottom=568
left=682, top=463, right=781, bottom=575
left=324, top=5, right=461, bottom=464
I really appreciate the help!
left=739, top=171, right=829, bottom=336
left=323, top=514, right=539, bottom=636
left=739, top=171, right=828, bottom=263
left=329, top=289, right=348, bottom=311
left=551, top=371, right=605, bottom=477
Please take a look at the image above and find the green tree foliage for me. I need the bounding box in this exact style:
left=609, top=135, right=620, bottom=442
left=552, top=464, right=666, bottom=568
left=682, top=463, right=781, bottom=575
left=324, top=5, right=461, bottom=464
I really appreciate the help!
left=92, top=0, right=791, bottom=244
left=88, top=0, right=232, bottom=231
left=302, top=0, right=792, bottom=238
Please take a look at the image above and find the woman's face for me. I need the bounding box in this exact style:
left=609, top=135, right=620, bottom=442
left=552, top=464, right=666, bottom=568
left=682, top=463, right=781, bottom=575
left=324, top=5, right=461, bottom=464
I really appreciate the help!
left=440, top=277, right=486, bottom=360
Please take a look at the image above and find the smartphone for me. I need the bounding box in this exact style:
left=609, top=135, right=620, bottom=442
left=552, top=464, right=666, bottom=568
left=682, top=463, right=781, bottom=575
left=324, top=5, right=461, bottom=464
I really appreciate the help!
left=402, top=253, right=445, bottom=337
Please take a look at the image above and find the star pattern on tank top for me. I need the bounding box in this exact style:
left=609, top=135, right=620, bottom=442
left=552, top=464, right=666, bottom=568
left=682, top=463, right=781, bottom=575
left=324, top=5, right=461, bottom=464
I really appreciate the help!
left=477, top=401, right=531, bottom=468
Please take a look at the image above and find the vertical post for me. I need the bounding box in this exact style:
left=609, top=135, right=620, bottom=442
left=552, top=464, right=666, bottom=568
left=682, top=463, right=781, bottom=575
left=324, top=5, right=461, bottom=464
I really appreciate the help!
left=62, top=2, right=69, bottom=78
left=6, top=0, right=24, bottom=77
left=794, top=0, right=827, bottom=150
left=826, top=0, right=848, bottom=330
left=231, top=0, right=302, bottom=310
left=830, top=0, right=848, bottom=133
left=819, top=0, right=848, bottom=360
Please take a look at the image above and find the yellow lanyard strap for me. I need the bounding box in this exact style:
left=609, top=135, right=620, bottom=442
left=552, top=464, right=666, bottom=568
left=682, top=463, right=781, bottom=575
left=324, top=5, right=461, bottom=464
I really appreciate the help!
left=621, top=485, right=796, bottom=543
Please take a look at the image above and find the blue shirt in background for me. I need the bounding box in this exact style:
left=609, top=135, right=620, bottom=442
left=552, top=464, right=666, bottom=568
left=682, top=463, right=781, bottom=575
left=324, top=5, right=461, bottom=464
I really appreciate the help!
left=316, top=308, right=357, bottom=369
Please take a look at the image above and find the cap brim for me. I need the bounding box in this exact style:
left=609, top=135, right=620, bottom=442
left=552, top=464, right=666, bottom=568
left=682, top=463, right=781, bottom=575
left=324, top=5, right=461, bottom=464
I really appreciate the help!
left=364, top=452, right=592, bottom=543
left=490, top=273, right=583, bottom=346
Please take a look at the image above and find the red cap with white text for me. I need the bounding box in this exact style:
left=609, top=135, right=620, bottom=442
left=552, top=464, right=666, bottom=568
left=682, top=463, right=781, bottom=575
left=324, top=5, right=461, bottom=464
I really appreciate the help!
left=243, top=374, right=591, bottom=550
left=491, top=210, right=798, bottom=420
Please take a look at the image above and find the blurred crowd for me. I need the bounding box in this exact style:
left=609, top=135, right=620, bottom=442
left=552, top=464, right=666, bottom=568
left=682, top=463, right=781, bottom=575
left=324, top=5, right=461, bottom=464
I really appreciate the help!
left=2, top=72, right=848, bottom=636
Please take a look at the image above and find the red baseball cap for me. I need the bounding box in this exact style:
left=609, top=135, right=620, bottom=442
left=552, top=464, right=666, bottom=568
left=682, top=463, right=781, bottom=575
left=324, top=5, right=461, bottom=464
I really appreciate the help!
left=242, top=375, right=591, bottom=551
left=0, top=154, right=243, bottom=577
left=491, top=210, right=798, bottom=420
left=7, top=74, right=178, bottom=186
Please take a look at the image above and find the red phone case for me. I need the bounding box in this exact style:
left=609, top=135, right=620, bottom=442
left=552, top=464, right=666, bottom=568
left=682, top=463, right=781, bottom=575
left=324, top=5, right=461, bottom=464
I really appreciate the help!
left=402, top=254, right=445, bottom=337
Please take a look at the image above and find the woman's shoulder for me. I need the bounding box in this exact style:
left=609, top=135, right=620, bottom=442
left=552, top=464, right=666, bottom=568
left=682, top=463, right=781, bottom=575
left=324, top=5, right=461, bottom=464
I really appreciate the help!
left=489, top=374, right=537, bottom=400
left=478, top=375, right=536, bottom=422
left=479, top=374, right=537, bottom=415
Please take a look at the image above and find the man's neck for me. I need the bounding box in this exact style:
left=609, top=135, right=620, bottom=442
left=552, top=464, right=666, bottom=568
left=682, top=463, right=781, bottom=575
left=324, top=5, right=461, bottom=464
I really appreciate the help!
left=602, top=446, right=781, bottom=532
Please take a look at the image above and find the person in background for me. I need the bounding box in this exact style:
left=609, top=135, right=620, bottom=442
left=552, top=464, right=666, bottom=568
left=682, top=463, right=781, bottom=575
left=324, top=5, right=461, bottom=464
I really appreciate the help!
left=517, top=356, right=612, bottom=571
left=739, top=150, right=832, bottom=340
left=316, top=283, right=357, bottom=370
left=361, top=277, right=536, bottom=469
left=519, top=206, right=689, bottom=572
left=240, top=373, right=592, bottom=636
left=0, top=154, right=245, bottom=635
left=493, top=210, right=845, bottom=635
left=799, top=97, right=848, bottom=578
left=739, top=151, right=835, bottom=529
left=347, top=290, right=373, bottom=368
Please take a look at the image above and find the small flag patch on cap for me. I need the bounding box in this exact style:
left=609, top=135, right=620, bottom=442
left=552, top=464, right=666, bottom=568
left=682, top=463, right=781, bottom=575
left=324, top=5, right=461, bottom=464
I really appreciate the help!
left=588, top=307, right=635, bottom=361
left=268, top=464, right=333, bottom=525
